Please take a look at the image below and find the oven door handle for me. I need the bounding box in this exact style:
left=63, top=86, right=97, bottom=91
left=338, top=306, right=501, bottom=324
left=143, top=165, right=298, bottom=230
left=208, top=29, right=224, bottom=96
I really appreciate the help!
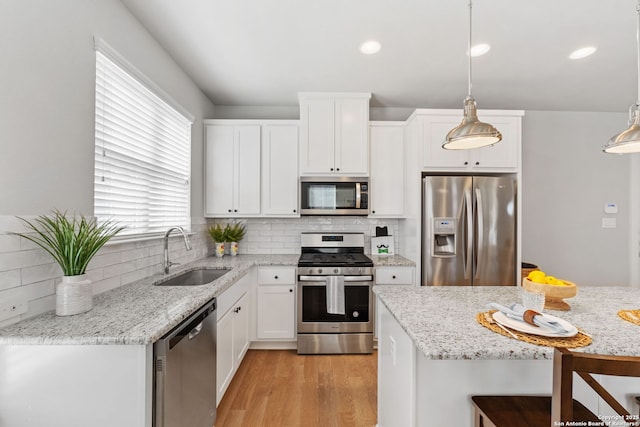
left=298, top=275, right=373, bottom=282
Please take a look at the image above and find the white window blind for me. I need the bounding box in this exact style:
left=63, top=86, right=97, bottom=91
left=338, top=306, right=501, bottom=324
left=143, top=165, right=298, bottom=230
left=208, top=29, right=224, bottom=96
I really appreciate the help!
left=94, top=44, right=193, bottom=236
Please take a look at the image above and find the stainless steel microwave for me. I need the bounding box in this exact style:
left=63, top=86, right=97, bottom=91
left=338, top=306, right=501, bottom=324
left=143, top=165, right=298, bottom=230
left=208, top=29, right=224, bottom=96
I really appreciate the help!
left=300, top=177, right=369, bottom=215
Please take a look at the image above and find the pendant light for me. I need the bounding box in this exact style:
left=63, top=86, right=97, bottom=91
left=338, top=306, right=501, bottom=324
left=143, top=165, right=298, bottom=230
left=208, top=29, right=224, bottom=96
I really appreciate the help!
left=603, top=0, right=640, bottom=154
left=443, top=0, right=501, bottom=150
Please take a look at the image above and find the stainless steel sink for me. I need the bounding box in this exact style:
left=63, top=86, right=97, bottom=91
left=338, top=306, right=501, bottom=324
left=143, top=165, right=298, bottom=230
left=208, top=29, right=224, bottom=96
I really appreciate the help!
left=154, top=268, right=231, bottom=286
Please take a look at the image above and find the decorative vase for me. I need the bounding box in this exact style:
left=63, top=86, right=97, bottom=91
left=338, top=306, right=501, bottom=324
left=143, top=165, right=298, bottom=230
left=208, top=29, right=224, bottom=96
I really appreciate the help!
left=56, top=274, right=93, bottom=316
left=215, top=242, right=225, bottom=258
left=230, top=241, right=239, bottom=256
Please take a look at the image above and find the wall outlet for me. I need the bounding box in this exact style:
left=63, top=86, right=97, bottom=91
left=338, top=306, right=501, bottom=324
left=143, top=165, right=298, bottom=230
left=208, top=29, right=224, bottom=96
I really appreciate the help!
left=0, top=287, right=28, bottom=322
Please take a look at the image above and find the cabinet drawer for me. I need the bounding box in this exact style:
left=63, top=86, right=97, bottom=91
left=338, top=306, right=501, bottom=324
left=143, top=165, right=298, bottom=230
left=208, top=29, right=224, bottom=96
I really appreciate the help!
left=217, top=272, right=250, bottom=319
left=375, top=268, right=414, bottom=285
left=257, top=267, right=296, bottom=285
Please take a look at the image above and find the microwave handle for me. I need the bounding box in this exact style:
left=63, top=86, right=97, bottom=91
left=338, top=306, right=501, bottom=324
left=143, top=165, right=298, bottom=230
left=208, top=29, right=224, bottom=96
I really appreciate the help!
left=356, top=182, right=361, bottom=209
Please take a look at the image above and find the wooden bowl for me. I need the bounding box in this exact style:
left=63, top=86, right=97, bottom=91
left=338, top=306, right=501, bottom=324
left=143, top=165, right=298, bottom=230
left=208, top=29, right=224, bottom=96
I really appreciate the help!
left=522, top=277, right=577, bottom=311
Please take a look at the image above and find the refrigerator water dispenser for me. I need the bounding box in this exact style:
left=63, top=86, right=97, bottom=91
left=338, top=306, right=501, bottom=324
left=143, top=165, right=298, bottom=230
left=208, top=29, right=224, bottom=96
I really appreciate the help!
left=433, top=218, right=456, bottom=256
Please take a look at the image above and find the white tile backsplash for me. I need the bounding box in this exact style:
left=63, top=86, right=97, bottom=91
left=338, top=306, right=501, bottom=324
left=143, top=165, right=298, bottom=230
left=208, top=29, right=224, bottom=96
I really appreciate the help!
left=208, top=217, right=399, bottom=255
left=0, top=216, right=213, bottom=326
left=0, top=215, right=399, bottom=326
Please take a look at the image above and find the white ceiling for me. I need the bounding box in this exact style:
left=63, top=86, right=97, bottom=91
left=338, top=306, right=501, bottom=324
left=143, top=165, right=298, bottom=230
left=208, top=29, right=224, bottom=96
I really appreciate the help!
left=121, top=0, right=638, bottom=112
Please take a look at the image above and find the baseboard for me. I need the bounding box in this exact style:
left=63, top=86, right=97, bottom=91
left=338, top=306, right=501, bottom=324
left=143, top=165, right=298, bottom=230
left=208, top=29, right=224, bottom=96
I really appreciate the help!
left=249, top=341, right=297, bottom=350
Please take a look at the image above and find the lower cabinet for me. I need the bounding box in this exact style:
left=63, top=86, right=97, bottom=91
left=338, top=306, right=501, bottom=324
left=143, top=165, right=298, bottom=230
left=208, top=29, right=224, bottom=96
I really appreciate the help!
left=216, top=283, right=250, bottom=406
left=256, top=267, right=297, bottom=341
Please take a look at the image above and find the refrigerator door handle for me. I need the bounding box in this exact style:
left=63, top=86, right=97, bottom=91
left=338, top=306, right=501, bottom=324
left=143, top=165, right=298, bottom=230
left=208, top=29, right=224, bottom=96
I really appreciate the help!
left=474, top=187, right=484, bottom=280
left=464, top=188, right=473, bottom=280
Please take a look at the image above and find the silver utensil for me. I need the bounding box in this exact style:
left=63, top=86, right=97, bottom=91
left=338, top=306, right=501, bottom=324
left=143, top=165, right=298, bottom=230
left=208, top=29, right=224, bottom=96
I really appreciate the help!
left=485, top=312, right=519, bottom=339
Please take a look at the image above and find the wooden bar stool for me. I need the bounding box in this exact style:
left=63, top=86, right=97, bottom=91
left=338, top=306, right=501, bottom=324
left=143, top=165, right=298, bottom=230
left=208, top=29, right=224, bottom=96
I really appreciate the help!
left=471, top=348, right=640, bottom=427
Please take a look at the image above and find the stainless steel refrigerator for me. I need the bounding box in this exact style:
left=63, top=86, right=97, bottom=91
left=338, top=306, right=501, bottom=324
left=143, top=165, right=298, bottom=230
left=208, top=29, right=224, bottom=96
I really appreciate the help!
left=422, top=175, right=516, bottom=286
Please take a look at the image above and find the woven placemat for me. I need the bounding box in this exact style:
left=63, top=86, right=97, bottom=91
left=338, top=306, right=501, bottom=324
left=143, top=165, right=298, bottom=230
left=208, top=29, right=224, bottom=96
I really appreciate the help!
left=618, top=309, right=640, bottom=326
left=476, top=310, right=592, bottom=348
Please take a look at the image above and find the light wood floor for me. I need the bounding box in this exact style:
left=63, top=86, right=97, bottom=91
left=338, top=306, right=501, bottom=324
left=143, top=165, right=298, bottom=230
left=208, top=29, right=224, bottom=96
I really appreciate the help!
left=215, top=350, right=377, bottom=427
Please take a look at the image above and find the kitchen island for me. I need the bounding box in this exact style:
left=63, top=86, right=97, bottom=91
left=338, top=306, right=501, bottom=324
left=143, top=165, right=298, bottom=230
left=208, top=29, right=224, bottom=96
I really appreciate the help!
left=374, top=285, right=640, bottom=427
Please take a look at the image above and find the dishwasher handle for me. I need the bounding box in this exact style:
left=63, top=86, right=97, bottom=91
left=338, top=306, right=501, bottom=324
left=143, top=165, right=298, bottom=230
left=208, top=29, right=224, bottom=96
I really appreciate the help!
left=188, top=322, right=203, bottom=340
left=166, top=299, right=216, bottom=350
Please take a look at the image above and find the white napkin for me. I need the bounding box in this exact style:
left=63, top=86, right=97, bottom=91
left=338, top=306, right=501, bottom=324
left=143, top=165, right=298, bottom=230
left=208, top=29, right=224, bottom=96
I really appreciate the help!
left=326, top=275, right=345, bottom=315
left=488, top=302, right=570, bottom=334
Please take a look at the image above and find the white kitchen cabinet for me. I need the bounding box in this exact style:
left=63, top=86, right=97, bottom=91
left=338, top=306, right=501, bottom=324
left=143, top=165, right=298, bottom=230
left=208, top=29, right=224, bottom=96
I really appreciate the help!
left=299, top=92, right=371, bottom=175
left=369, top=122, right=405, bottom=217
left=375, top=266, right=415, bottom=286
left=256, top=267, right=296, bottom=340
left=261, top=122, right=299, bottom=216
left=204, top=122, right=261, bottom=217
left=420, top=110, right=523, bottom=172
left=216, top=275, right=251, bottom=406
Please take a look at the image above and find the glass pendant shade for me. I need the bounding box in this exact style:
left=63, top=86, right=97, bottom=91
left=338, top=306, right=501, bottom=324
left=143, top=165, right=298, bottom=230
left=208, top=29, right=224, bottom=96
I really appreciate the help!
left=443, top=97, right=502, bottom=150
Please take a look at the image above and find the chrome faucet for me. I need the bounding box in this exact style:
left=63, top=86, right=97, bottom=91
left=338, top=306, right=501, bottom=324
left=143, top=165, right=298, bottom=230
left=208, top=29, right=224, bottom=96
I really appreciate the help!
left=164, top=226, right=192, bottom=274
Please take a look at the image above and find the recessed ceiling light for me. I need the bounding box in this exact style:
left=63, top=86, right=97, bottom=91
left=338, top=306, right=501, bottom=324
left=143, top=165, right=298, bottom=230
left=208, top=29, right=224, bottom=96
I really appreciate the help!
left=569, top=46, right=597, bottom=60
left=359, top=40, right=381, bottom=55
left=469, top=43, right=491, bottom=57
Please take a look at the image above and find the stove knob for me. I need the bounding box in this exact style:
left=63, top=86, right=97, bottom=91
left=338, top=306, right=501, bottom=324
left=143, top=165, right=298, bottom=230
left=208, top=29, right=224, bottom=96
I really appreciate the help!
left=318, top=268, right=323, bottom=274
left=353, top=311, right=359, bottom=318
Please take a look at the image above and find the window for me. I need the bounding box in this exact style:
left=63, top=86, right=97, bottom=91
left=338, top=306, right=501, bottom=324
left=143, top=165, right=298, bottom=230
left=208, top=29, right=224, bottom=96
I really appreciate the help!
left=94, top=39, right=193, bottom=236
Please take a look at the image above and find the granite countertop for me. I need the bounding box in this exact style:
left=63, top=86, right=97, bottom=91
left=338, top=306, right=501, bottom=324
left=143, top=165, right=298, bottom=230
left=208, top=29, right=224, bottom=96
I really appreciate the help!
left=0, top=254, right=414, bottom=346
left=374, top=285, right=640, bottom=361
left=369, top=255, right=416, bottom=267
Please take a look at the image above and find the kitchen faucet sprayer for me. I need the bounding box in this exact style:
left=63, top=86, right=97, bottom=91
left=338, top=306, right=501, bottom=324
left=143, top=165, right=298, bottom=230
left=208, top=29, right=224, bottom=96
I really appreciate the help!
left=164, top=226, right=192, bottom=274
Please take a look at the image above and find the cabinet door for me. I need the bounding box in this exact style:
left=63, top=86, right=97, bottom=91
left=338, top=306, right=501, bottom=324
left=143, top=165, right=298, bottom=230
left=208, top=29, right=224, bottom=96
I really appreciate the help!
left=235, top=126, right=261, bottom=215
left=256, top=285, right=296, bottom=339
left=233, top=292, right=250, bottom=366
left=300, top=98, right=335, bottom=174
left=335, top=98, right=369, bottom=174
left=470, top=116, right=519, bottom=170
left=422, top=115, right=470, bottom=170
left=262, top=124, right=299, bottom=216
left=216, top=308, right=234, bottom=406
left=205, top=125, right=235, bottom=216
left=370, top=123, right=404, bottom=217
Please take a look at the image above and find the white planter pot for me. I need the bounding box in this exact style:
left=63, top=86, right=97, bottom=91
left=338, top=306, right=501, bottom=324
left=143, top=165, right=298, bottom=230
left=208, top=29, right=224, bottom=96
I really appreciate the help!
left=215, top=242, right=225, bottom=258
left=230, top=241, right=239, bottom=256
left=56, top=274, right=93, bottom=316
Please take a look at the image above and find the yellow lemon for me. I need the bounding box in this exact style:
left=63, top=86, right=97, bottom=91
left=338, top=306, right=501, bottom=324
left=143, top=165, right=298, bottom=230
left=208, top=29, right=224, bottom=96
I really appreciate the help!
left=545, top=276, right=559, bottom=285
left=528, top=270, right=546, bottom=283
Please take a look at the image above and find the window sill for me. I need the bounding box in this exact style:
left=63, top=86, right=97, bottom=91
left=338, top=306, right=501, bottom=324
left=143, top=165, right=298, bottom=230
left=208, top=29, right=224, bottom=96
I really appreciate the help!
left=104, top=231, right=197, bottom=246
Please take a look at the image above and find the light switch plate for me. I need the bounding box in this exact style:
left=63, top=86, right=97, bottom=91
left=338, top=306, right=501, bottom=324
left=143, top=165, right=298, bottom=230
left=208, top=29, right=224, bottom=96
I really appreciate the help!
left=602, top=217, right=617, bottom=228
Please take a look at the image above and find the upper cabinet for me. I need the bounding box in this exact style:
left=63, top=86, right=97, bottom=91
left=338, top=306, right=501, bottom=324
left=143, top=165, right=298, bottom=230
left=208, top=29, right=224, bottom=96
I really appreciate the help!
left=205, top=122, right=261, bottom=217
left=261, top=122, right=299, bottom=216
left=418, top=110, right=523, bottom=172
left=299, top=92, right=371, bottom=175
left=369, top=122, right=405, bottom=217
left=205, top=120, right=300, bottom=218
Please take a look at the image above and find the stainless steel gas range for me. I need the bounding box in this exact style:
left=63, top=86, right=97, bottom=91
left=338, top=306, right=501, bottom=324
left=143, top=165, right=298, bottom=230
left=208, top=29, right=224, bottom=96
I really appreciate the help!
left=297, top=232, right=374, bottom=354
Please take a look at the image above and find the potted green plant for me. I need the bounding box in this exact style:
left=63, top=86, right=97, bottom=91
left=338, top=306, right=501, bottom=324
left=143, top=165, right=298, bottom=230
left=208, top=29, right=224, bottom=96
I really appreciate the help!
left=225, top=223, right=246, bottom=256
left=207, top=223, right=228, bottom=258
left=13, top=210, right=124, bottom=316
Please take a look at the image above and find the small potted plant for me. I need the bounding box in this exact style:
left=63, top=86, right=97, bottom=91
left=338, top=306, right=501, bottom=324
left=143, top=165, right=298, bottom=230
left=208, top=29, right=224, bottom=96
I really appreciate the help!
left=13, top=210, right=124, bottom=316
left=207, top=224, right=228, bottom=258
left=225, top=223, right=246, bottom=256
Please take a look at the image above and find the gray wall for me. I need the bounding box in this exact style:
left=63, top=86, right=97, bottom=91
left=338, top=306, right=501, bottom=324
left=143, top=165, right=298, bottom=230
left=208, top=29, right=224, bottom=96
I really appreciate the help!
left=521, top=111, right=631, bottom=286
left=0, top=0, right=216, bottom=217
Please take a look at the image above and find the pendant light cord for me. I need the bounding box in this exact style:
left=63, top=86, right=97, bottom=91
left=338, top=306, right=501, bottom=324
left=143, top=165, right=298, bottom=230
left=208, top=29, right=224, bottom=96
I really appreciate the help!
left=468, top=0, right=473, bottom=98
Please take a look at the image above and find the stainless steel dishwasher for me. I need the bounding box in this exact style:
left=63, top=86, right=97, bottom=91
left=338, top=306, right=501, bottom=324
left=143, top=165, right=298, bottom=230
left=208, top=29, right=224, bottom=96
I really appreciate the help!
left=153, top=298, right=217, bottom=427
